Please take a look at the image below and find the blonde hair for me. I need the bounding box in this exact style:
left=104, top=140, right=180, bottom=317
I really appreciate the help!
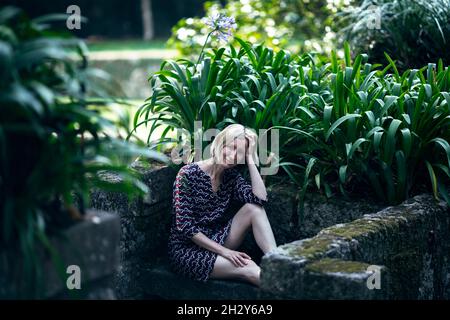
left=210, top=124, right=259, bottom=166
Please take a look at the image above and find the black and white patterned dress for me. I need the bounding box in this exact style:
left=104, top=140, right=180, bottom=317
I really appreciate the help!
left=167, top=162, right=268, bottom=282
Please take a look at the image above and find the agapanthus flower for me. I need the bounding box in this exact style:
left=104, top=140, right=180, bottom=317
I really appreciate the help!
left=205, top=13, right=237, bottom=42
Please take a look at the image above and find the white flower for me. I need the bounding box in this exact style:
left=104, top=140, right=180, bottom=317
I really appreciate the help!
left=177, top=27, right=196, bottom=41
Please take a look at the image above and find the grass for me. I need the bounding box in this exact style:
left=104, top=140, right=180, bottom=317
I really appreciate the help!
left=86, top=39, right=169, bottom=52
left=86, top=39, right=178, bottom=61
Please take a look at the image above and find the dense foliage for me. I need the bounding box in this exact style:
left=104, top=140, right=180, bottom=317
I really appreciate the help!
left=168, top=0, right=343, bottom=57
left=0, top=6, right=167, bottom=298
left=133, top=37, right=450, bottom=218
left=337, top=0, right=450, bottom=70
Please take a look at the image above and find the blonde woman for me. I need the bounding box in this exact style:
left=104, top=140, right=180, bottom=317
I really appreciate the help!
left=167, top=124, right=277, bottom=287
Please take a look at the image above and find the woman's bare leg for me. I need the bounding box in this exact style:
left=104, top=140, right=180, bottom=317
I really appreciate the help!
left=224, top=203, right=277, bottom=254
left=212, top=204, right=277, bottom=286
left=210, top=255, right=260, bottom=286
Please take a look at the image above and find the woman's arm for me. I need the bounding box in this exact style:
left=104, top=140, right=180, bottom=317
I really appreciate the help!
left=246, top=135, right=268, bottom=201
left=247, top=161, right=268, bottom=201
left=192, top=232, right=251, bottom=267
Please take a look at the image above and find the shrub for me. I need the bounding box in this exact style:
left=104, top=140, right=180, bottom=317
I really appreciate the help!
left=276, top=44, right=450, bottom=219
left=131, top=37, right=307, bottom=159
left=134, top=37, right=450, bottom=224
left=0, top=6, right=167, bottom=298
left=168, top=0, right=345, bottom=57
left=336, top=0, right=450, bottom=71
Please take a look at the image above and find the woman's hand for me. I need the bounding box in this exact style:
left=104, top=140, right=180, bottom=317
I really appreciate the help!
left=221, top=248, right=252, bottom=267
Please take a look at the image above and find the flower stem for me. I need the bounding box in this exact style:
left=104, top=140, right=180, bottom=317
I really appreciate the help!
left=194, top=31, right=213, bottom=75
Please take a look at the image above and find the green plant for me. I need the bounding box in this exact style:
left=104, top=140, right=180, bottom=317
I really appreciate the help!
left=130, top=37, right=308, bottom=160
left=336, top=0, right=450, bottom=70
left=133, top=34, right=450, bottom=227
left=273, top=45, right=450, bottom=221
left=168, top=0, right=346, bottom=57
left=0, top=6, right=167, bottom=298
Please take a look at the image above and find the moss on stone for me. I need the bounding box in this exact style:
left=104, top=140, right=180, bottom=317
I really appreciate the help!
left=281, top=204, right=421, bottom=262
left=305, top=258, right=370, bottom=274
left=131, top=159, right=165, bottom=173
left=285, top=237, right=334, bottom=259
left=323, top=216, right=403, bottom=240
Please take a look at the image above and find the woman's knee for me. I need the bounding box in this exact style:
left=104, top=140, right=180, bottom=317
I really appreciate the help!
left=236, top=260, right=260, bottom=282
left=244, top=203, right=266, bottom=220
left=211, top=256, right=260, bottom=285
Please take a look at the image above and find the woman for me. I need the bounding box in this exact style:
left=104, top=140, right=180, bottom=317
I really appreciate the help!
left=167, top=124, right=277, bottom=287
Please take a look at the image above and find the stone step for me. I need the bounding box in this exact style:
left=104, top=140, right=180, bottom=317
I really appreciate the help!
left=140, top=262, right=275, bottom=300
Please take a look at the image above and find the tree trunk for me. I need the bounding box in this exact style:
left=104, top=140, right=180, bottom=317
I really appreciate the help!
left=141, top=0, right=154, bottom=40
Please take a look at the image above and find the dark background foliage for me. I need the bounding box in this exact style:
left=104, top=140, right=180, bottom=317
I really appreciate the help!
left=1, top=0, right=207, bottom=39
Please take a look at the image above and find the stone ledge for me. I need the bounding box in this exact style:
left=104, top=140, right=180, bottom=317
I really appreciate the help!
left=302, top=258, right=388, bottom=299
left=46, top=210, right=121, bottom=299
left=0, top=210, right=120, bottom=299
left=89, top=163, right=450, bottom=299
left=139, top=262, right=278, bottom=300
left=260, top=193, right=450, bottom=299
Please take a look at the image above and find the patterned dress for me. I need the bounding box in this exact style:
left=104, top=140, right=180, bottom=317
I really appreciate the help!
left=167, top=162, right=268, bottom=282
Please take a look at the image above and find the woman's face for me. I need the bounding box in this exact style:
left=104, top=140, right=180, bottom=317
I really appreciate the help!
left=220, top=136, right=248, bottom=167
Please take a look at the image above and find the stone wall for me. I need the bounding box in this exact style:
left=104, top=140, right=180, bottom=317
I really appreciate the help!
left=89, top=57, right=164, bottom=99
left=0, top=210, right=120, bottom=299
left=89, top=161, right=385, bottom=299
left=261, top=194, right=450, bottom=299
left=90, top=162, right=176, bottom=298
left=89, top=161, right=450, bottom=299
